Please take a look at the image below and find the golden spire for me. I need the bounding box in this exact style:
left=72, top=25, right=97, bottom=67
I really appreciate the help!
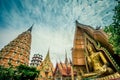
left=44, top=48, right=50, bottom=61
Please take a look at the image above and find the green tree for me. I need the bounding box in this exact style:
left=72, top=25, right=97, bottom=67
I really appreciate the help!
left=104, top=1, right=120, bottom=54
left=0, top=65, right=40, bottom=80
left=16, top=64, right=40, bottom=80
left=0, top=66, right=15, bottom=80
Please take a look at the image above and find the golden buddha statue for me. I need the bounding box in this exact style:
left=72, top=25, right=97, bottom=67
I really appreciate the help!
left=81, top=43, right=114, bottom=78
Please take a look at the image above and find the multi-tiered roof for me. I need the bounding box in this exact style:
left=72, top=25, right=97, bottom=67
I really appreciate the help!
left=30, top=54, right=43, bottom=67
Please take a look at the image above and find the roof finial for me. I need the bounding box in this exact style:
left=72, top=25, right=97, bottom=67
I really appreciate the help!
left=27, top=23, right=34, bottom=32
left=75, top=20, right=79, bottom=24
left=65, top=50, right=68, bottom=65
left=75, top=20, right=80, bottom=27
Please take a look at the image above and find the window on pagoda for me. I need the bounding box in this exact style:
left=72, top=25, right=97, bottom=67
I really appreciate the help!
left=20, top=53, right=22, bottom=55
left=0, top=50, right=2, bottom=53
left=16, top=60, right=19, bottom=64
left=22, top=47, right=24, bottom=50
left=19, top=54, right=21, bottom=57
left=13, top=51, right=17, bottom=55
left=8, top=58, right=11, bottom=63
left=6, top=51, right=9, bottom=54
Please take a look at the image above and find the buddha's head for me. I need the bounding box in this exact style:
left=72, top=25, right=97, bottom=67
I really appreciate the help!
left=87, top=43, right=94, bottom=55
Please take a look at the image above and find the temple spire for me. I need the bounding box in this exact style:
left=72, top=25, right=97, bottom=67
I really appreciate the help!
left=27, top=24, right=34, bottom=32
left=65, top=50, right=68, bottom=65
left=44, top=48, right=50, bottom=61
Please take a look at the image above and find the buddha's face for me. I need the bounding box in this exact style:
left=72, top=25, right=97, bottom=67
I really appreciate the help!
left=87, top=45, right=93, bottom=55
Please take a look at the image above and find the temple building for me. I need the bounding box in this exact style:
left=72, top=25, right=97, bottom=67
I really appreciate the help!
left=0, top=25, right=33, bottom=67
left=71, top=21, right=120, bottom=79
left=53, top=53, right=77, bottom=80
left=30, top=54, right=43, bottom=67
left=37, top=50, right=54, bottom=80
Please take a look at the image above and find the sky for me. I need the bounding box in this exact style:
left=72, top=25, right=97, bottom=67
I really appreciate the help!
left=0, top=0, right=117, bottom=66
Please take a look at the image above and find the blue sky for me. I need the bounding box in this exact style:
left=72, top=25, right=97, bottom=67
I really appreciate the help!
left=0, top=0, right=116, bottom=66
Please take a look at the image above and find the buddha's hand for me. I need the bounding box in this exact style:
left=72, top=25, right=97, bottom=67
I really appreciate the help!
left=103, top=64, right=107, bottom=68
left=101, top=65, right=107, bottom=72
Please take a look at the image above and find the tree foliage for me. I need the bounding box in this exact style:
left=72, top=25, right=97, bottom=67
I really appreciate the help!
left=0, top=66, right=15, bottom=80
left=16, top=64, right=40, bottom=80
left=104, top=1, right=120, bottom=54
left=0, top=65, right=40, bottom=80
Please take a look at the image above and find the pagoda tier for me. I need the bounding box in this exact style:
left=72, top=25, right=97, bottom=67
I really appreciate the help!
left=0, top=25, right=33, bottom=67
left=30, top=54, right=43, bottom=67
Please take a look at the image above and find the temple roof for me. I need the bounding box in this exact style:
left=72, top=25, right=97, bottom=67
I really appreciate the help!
left=53, top=63, right=76, bottom=76
left=75, top=20, right=114, bottom=54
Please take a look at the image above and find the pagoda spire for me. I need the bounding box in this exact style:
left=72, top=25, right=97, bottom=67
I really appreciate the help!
left=65, top=50, right=68, bottom=65
left=44, top=48, right=50, bottom=61
left=27, top=24, right=34, bottom=32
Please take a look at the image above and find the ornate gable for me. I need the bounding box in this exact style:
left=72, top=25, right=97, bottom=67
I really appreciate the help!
left=37, top=50, right=54, bottom=80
